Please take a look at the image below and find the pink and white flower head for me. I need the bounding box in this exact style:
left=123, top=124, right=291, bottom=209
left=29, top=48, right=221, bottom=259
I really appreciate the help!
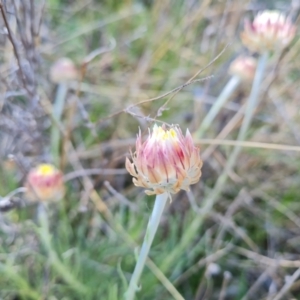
left=50, top=57, right=79, bottom=83
left=229, top=56, right=257, bottom=81
left=126, top=125, right=203, bottom=195
left=241, top=10, right=296, bottom=53
left=25, top=164, right=65, bottom=202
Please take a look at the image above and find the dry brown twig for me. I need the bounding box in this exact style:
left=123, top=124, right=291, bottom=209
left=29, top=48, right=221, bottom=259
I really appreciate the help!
left=235, top=246, right=300, bottom=268
left=0, top=2, right=28, bottom=92
left=99, top=44, right=229, bottom=125
left=95, top=76, right=213, bottom=125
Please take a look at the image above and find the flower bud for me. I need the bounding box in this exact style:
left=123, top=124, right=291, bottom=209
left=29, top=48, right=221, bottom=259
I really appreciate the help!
left=25, top=164, right=65, bottom=202
left=229, top=56, right=257, bottom=81
left=205, top=263, right=221, bottom=278
left=49, top=57, right=79, bottom=83
left=126, top=125, right=202, bottom=195
left=241, top=10, right=296, bottom=53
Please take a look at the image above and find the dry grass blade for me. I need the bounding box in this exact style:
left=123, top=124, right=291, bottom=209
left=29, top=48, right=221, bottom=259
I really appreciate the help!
left=198, top=139, right=300, bottom=153
left=273, top=268, right=300, bottom=300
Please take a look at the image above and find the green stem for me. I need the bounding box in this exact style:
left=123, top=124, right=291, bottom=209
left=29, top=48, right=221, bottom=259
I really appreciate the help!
left=209, top=51, right=269, bottom=202
left=125, top=192, right=169, bottom=300
left=195, top=75, right=241, bottom=138
left=162, top=51, right=269, bottom=273
left=50, top=83, right=68, bottom=166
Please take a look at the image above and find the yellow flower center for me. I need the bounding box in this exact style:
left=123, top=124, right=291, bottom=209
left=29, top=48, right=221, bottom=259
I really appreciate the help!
left=152, top=125, right=177, bottom=141
left=36, top=164, right=56, bottom=176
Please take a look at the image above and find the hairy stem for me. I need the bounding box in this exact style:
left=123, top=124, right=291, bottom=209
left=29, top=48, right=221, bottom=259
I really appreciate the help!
left=195, top=75, right=241, bottom=138
left=125, top=192, right=169, bottom=300
left=50, top=83, right=68, bottom=166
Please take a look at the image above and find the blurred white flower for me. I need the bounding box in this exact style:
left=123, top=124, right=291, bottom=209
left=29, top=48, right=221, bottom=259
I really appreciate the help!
left=241, top=10, right=296, bottom=52
left=229, top=56, right=257, bottom=81
left=50, top=57, right=79, bottom=83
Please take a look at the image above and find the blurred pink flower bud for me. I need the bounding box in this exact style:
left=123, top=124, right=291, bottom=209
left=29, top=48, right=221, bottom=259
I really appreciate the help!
left=229, top=56, right=257, bottom=81
left=241, top=10, right=296, bottom=53
left=126, top=125, right=203, bottom=195
left=25, top=164, right=65, bottom=202
left=50, top=58, right=79, bottom=83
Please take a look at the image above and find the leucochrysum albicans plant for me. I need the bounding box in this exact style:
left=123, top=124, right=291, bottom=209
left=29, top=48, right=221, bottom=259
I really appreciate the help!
left=196, top=10, right=296, bottom=139
left=171, top=11, right=297, bottom=275
left=125, top=124, right=202, bottom=300
left=208, top=10, right=297, bottom=205
left=25, top=163, right=87, bottom=294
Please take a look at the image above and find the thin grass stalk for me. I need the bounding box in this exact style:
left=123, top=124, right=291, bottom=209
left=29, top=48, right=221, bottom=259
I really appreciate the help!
left=272, top=267, right=300, bottom=300
left=0, top=263, right=40, bottom=300
left=206, top=51, right=269, bottom=203
left=37, top=203, right=88, bottom=295
left=0, top=187, right=27, bottom=211
left=125, top=192, right=169, bottom=300
left=50, top=83, right=68, bottom=166
left=195, top=75, right=241, bottom=138
left=161, top=51, right=269, bottom=273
